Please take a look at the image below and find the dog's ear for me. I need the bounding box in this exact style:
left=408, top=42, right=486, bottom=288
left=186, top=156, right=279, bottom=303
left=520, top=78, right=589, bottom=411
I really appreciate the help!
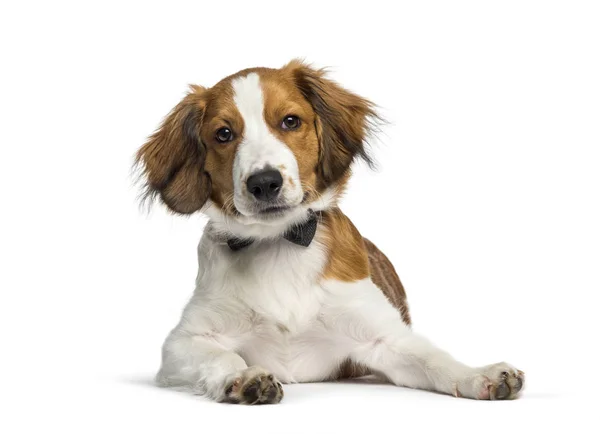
left=287, top=59, right=379, bottom=187
left=136, top=85, right=211, bottom=214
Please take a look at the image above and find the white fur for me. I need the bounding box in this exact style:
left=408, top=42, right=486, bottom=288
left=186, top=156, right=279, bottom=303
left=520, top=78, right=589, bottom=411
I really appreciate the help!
left=231, top=73, right=304, bottom=217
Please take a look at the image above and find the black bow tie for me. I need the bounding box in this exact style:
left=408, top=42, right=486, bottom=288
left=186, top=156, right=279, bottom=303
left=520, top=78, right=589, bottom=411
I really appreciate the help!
left=226, top=210, right=318, bottom=251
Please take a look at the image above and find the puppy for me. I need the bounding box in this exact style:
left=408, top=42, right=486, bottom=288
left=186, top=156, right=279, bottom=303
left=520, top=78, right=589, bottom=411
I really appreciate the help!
left=136, top=60, right=524, bottom=404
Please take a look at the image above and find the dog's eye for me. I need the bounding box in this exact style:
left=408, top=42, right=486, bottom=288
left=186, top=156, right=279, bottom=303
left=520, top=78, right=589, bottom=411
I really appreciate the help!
left=215, top=127, right=234, bottom=143
left=281, top=115, right=301, bottom=130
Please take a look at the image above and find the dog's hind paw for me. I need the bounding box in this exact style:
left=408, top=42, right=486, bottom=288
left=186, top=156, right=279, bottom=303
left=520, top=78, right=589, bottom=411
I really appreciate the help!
left=458, top=362, right=525, bottom=400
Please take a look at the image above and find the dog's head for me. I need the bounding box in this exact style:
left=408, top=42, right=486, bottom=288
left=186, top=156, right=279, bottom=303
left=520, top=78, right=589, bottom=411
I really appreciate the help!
left=136, top=60, right=378, bottom=234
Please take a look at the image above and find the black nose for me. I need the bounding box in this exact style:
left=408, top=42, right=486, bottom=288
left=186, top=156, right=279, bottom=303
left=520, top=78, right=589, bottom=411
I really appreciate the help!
left=246, top=169, right=283, bottom=201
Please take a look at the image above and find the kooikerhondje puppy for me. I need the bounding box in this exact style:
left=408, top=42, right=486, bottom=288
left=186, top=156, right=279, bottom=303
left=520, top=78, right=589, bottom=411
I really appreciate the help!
left=136, top=60, right=524, bottom=404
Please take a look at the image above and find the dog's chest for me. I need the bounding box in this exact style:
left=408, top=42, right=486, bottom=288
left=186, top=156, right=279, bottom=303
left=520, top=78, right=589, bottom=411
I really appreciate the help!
left=196, top=235, right=340, bottom=382
left=199, top=235, right=328, bottom=330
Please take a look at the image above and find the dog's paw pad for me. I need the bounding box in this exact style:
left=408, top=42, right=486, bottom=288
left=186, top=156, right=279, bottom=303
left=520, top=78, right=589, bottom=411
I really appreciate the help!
left=225, top=367, right=283, bottom=405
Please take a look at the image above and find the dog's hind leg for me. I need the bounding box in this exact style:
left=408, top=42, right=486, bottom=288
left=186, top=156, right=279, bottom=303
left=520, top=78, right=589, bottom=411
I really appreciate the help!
left=322, top=278, right=525, bottom=400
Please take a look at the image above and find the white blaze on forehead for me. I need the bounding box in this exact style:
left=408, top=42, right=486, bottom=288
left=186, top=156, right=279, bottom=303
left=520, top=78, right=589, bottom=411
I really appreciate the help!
left=231, top=73, right=303, bottom=213
left=232, top=73, right=267, bottom=145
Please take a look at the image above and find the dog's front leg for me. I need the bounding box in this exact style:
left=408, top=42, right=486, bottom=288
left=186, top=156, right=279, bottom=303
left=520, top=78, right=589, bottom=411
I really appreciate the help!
left=156, top=330, right=283, bottom=404
left=324, top=279, right=525, bottom=400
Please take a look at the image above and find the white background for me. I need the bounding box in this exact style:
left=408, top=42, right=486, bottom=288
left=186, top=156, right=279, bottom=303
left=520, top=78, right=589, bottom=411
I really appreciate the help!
left=1, top=1, right=599, bottom=432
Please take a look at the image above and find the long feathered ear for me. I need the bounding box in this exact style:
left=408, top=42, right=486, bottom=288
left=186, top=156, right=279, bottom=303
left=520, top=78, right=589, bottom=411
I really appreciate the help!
left=287, top=59, right=380, bottom=187
left=135, top=85, right=211, bottom=214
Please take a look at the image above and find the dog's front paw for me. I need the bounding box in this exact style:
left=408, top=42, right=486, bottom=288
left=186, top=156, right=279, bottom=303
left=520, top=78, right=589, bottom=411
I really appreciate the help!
left=224, top=366, right=283, bottom=405
left=461, top=362, right=525, bottom=400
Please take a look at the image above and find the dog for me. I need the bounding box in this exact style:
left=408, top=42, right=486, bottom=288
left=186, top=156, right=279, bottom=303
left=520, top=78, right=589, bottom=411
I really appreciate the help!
left=136, top=59, right=524, bottom=404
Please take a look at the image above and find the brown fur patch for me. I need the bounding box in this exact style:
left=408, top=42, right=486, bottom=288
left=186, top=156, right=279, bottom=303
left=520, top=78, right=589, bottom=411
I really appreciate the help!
left=364, top=238, right=411, bottom=325
left=320, top=208, right=370, bottom=281
left=200, top=79, right=243, bottom=211
left=335, top=359, right=371, bottom=380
